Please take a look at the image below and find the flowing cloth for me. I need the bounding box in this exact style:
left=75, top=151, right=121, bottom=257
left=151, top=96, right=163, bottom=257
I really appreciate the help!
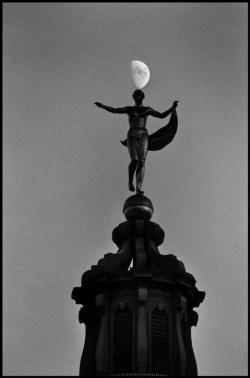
left=121, top=110, right=178, bottom=151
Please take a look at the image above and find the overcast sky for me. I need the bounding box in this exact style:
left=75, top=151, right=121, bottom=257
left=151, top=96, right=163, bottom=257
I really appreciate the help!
left=3, top=3, right=247, bottom=376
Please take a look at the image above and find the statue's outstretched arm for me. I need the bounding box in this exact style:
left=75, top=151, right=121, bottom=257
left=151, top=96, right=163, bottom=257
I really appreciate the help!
left=147, top=101, right=179, bottom=119
left=95, top=102, right=129, bottom=114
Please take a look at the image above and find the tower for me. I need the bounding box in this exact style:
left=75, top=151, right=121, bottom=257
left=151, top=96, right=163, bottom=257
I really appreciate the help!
left=72, top=194, right=205, bottom=376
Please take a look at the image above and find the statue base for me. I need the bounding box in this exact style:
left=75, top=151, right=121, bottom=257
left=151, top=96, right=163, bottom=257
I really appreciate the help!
left=123, top=194, right=154, bottom=221
left=72, top=192, right=205, bottom=376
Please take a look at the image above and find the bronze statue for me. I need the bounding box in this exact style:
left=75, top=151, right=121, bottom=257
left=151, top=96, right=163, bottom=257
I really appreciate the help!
left=95, top=90, right=178, bottom=194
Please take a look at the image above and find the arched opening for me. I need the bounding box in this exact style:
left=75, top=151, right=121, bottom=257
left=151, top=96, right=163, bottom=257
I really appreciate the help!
left=151, top=308, right=169, bottom=374
left=113, top=307, right=133, bottom=373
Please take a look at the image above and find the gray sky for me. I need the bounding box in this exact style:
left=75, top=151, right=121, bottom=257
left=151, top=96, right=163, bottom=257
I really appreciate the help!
left=3, top=3, right=247, bottom=376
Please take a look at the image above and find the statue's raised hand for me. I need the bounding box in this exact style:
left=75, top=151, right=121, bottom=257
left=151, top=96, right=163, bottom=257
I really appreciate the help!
left=95, top=102, right=103, bottom=108
left=172, top=101, right=179, bottom=109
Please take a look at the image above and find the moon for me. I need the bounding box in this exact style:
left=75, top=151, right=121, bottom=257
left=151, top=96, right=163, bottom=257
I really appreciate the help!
left=131, top=60, right=150, bottom=89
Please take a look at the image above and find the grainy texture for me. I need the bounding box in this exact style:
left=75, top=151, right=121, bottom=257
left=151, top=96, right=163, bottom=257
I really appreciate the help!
left=3, top=3, right=247, bottom=376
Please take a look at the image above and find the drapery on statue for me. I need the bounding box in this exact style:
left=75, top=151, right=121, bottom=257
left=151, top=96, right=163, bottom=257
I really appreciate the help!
left=95, top=89, right=179, bottom=194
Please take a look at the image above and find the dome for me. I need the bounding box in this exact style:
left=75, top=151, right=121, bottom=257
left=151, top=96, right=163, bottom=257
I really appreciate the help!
left=123, top=194, right=154, bottom=220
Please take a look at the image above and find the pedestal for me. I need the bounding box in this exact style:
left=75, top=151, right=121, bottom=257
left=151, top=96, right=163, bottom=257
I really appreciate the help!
left=72, top=194, right=205, bottom=376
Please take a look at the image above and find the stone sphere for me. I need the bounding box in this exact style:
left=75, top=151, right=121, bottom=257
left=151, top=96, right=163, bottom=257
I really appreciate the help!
left=123, top=194, right=154, bottom=220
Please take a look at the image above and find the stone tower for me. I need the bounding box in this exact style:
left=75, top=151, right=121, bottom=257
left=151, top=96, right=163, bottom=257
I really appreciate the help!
left=72, top=194, right=205, bottom=376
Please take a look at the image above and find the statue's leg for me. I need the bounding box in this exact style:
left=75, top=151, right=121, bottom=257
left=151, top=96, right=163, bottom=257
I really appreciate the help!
left=128, top=159, right=137, bottom=191
left=127, top=137, right=138, bottom=192
left=136, top=135, right=148, bottom=194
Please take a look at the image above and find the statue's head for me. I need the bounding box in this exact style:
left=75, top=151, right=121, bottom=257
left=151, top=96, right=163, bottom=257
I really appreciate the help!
left=133, top=89, right=145, bottom=105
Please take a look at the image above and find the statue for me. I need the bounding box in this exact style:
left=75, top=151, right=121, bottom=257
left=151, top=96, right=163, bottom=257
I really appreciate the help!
left=95, top=89, right=178, bottom=194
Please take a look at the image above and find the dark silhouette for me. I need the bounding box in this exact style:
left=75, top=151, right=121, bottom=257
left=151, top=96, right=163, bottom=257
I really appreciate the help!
left=95, top=90, right=178, bottom=194
left=72, top=193, right=205, bottom=376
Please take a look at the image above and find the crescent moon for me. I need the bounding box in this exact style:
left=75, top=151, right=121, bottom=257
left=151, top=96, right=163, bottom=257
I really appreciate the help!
left=131, top=60, right=150, bottom=89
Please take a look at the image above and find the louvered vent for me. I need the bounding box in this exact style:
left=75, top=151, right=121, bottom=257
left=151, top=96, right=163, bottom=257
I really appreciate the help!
left=181, top=318, right=187, bottom=348
left=113, top=308, right=133, bottom=373
left=151, top=309, right=169, bottom=374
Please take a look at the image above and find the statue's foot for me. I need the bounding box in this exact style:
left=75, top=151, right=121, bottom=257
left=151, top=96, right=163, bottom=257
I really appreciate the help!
left=129, top=182, right=135, bottom=192
left=136, top=189, right=144, bottom=195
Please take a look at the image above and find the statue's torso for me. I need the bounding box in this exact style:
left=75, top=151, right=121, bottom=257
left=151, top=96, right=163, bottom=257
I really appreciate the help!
left=127, top=106, right=150, bottom=138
